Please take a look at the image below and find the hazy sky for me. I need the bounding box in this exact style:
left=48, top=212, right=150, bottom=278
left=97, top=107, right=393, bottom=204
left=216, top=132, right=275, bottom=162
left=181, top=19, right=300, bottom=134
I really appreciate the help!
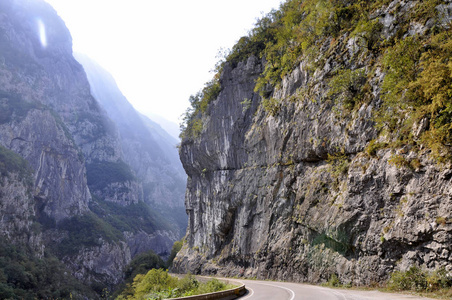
left=43, top=0, right=282, bottom=125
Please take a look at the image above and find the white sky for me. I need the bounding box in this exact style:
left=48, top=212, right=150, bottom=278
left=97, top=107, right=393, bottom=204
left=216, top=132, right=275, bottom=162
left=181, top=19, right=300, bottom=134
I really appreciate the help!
left=43, top=0, right=282, bottom=125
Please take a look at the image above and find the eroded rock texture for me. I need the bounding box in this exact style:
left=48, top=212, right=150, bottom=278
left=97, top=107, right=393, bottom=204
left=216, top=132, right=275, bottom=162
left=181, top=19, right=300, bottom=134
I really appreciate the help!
left=174, top=1, right=452, bottom=285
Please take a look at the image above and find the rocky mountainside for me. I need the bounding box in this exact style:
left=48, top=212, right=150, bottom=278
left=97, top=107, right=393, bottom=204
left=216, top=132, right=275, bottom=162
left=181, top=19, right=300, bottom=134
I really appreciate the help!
left=174, top=0, right=452, bottom=286
left=0, top=0, right=185, bottom=297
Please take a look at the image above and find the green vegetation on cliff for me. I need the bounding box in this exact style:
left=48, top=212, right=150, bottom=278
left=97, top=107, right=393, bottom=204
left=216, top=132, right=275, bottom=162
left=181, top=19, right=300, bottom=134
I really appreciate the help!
left=42, top=199, right=176, bottom=258
left=89, top=198, right=175, bottom=234
left=55, top=213, right=123, bottom=256
left=181, top=0, right=452, bottom=161
left=0, top=237, right=96, bottom=299
left=380, top=29, right=452, bottom=161
left=180, top=78, right=221, bottom=140
left=86, top=160, right=136, bottom=191
left=0, top=94, right=40, bottom=125
left=0, top=145, right=32, bottom=181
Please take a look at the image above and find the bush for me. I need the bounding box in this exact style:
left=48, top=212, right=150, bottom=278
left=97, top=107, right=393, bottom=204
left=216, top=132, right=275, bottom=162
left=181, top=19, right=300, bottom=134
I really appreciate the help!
left=328, top=68, right=366, bottom=110
left=388, top=266, right=427, bottom=292
left=129, top=269, right=178, bottom=300
left=327, top=152, right=350, bottom=178
left=166, top=240, right=183, bottom=268
left=0, top=145, right=32, bottom=180
left=388, top=154, right=411, bottom=169
left=425, top=268, right=452, bottom=291
left=124, top=251, right=166, bottom=283
left=197, top=278, right=227, bottom=295
left=351, top=18, right=383, bottom=51
left=262, top=97, right=281, bottom=116
left=178, top=273, right=199, bottom=295
left=387, top=266, right=452, bottom=292
left=324, top=274, right=341, bottom=287
left=365, top=140, right=387, bottom=157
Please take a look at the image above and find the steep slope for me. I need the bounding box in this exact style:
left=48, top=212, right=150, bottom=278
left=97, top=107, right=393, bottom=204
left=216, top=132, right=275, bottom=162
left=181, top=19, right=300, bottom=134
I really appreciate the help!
left=174, top=0, right=452, bottom=286
left=0, top=0, right=181, bottom=296
left=75, top=54, right=187, bottom=239
left=0, top=0, right=130, bottom=292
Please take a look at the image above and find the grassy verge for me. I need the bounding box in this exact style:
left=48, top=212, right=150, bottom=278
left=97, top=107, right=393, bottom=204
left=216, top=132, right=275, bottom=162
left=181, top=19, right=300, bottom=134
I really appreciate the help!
left=116, top=270, right=237, bottom=300
left=322, top=267, right=452, bottom=299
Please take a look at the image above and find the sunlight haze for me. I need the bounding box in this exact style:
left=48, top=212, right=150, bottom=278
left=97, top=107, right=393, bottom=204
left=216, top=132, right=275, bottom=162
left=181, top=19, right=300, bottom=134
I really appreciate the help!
left=43, top=0, right=283, bottom=127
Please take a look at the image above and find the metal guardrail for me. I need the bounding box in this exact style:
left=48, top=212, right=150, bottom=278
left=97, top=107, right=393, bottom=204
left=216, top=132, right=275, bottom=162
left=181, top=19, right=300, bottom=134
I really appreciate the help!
left=165, top=283, right=246, bottom=300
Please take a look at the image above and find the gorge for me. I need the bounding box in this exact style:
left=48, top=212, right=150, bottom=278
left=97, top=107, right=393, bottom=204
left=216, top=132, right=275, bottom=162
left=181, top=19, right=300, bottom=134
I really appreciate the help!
left=2, top=0, right=452, bottom=298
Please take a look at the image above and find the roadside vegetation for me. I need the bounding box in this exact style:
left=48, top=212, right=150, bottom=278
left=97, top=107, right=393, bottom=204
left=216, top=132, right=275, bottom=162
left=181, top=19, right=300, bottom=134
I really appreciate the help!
left=114, top=239, right=238, bottom=299
left=113, top=239, right=185, bottom=299
left=323, top=266, right=452, bottom=299
left=385, top=266, right=452, bottom=299
left=116, top=270, right=235, bottom=300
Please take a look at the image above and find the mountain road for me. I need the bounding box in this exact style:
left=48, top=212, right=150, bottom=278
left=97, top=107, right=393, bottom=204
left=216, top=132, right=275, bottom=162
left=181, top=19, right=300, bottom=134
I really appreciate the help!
left=233, top=279, right=436, bottom=300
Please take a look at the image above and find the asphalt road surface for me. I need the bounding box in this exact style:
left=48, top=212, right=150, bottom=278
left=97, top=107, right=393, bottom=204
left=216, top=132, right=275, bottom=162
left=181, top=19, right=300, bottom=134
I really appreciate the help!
left=234, top=279, right=435, bottom=300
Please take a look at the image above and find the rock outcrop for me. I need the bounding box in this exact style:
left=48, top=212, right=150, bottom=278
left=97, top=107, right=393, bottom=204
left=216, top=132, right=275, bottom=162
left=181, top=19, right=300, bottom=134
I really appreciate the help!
left=174, top=0, right=452, bottom=285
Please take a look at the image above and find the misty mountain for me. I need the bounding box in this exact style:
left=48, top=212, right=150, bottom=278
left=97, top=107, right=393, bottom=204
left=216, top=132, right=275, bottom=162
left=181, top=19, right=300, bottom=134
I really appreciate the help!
left=0, top=0, right=187, bottom=297
left=144, top=112, right=181, bottom=141
left=75, top=53, right=187, bottom=231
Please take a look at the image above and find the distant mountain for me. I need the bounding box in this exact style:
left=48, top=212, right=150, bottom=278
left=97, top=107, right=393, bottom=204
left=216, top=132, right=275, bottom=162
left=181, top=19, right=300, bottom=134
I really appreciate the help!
left=138, top=113, right=181, bottom=169
left=75, top=53, right=187, bottom=235
left=144, top=113, right=181, bottom=141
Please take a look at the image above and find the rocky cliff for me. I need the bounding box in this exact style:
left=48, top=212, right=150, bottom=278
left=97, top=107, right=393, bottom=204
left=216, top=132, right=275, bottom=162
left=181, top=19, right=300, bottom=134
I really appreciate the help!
left=0, top=0, right=184, bottom=297
left=174, top=0, right=452, bottom=285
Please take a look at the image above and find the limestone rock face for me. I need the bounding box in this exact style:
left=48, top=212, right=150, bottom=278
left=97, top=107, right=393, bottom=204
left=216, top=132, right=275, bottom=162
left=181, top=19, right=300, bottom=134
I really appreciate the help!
left=63, top=240, right=132, bottom=286
left=0, top=108, right=90, bottom=222
left=0, top=0, right=109, bottom=222
left=0, top=146, right=43, bottom=254
left=174, top=1, right=452, bottom=285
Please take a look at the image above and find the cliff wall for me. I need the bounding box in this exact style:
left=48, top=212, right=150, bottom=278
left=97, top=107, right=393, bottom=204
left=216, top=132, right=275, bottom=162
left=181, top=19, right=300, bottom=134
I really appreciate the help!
left=174, top=0, right=452, bottom=285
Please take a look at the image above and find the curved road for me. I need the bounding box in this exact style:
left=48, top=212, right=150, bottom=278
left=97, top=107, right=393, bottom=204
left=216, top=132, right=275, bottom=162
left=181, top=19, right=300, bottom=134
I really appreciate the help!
left=233, top=279, right=435, bottom=300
